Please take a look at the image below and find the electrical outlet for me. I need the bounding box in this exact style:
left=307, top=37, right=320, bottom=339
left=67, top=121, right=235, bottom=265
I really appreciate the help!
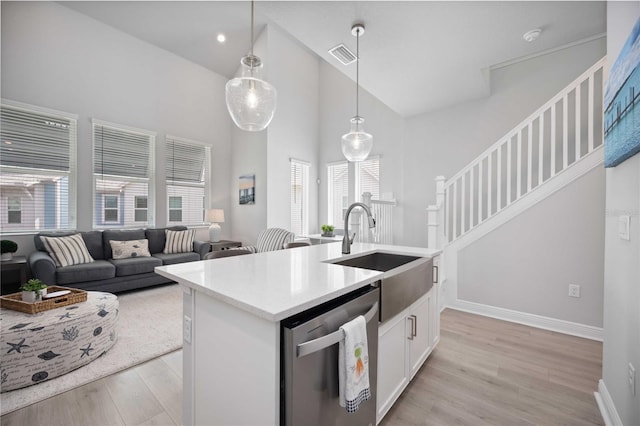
left=568, top=284, right=581, bottom=298
left=183, top=315, right=192, bottom=344
left=629, top=363, right=636, bottom=396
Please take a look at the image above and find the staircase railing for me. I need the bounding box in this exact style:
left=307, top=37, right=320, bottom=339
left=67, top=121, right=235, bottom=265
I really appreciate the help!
left=435, top=57, right=605, bottom=245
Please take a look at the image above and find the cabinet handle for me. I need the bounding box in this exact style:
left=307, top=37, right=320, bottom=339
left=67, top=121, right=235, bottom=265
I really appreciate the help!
left=410, top=314, right=417, bottom=337
left=433, top=265, right=439, bottom=283
left=407, top=316, right=414, bottom=340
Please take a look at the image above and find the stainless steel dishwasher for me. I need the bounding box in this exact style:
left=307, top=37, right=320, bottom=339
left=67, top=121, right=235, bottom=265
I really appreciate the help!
left=281, top=285, right=379, bottom=426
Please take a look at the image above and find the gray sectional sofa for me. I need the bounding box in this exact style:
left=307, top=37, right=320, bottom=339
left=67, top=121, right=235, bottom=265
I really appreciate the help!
left=28, top=227, right=210, bottom=293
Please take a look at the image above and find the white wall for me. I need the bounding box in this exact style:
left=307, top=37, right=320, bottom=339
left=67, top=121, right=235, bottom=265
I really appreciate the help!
left=402, top=38, right=607, bottom=247
left=1, top=1, right=232, bottom=253
left=317, top=61, right=405, bottom=240
left=266, top=25, right=320, bottom=236
left=602, top=2, right=640, bottom=424
left=458, top=166, right=605, bottom=327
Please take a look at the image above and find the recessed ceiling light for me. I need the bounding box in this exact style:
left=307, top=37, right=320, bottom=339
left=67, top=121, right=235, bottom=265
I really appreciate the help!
left=217, top=33, right=226, bottom=43
left=523, top=29, right=542, bottom=42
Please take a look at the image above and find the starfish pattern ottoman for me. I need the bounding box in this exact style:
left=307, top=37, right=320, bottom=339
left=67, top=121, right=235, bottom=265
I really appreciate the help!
left=0, top=291, right=118, bottom=392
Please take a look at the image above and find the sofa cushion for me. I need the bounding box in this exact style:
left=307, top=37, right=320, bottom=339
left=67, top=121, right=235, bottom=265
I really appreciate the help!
left=109, top=257, right=162, bottom=277
left=110, top=239, right=151, bottom=259
left=163, top=229, right=195, bottom=254
left=145, top=226, right=187, bottom=254
left=152, top=252, right=200, bottom=265
left=56, top=260, right=115, bottom=285
left=103, top=229, right=146, bottom=260
left=35, top=231, right=105, bottom=260
left=40, top=234, right=95, bottom=267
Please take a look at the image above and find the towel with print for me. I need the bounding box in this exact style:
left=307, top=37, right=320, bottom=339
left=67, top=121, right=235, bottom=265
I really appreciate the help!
left=338, top=315, right=370, bottom=413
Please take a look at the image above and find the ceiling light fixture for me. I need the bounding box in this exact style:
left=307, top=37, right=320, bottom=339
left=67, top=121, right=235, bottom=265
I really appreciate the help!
left=523, top=28, right=542, bottom=42
left=225, top=1, right=277, bottom=132
left=217, top=33, right=226, bottom=43
left=342, top=23, right=372, bottom=162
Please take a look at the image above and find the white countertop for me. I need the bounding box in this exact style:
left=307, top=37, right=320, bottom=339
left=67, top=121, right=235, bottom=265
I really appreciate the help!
left=155, top=242, right=440, bottom=322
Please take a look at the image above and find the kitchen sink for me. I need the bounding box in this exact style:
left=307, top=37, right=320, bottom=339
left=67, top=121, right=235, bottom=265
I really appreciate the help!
left=330, top=252, right=422, bottom=272
left=327, top=251, right=433, bottom=322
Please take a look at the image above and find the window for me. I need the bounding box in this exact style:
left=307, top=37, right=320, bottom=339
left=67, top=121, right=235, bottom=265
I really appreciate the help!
left=166, top=136, right=210, bottom=226
left=168, top=196, right=183, bottom=222
left=327, top=161, right=348, bottom=227
left=0, top=102, right=77, bottom=232
left=134, top=196, right=147, bottom=222
left=7, top=196, right=21, bottom=224
left=93, top=120, right=154, bottom=228
left=290, top=159, right=309, bottom=237
left=356, top=156, right=380, bottom=201
left=103, top=195, right=119, bottom=223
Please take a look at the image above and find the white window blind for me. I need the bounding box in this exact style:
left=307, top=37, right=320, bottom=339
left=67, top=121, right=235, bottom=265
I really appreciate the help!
left=327, top=162, right=348, bottom=227
left=290, top=159, right=309, bottom=237
left=356, top=156, right=380, bottom=201
left=166, top=136, right=210, bottom=226
left=93, top=121, right=154, bottom=228
left=0, top=102, right=77, bottom=232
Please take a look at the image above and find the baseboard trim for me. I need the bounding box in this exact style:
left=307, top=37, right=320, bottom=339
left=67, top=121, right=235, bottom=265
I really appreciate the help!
left=448, top=299, right=603, bottom=341
left=595, top=379, right=623, bottom=426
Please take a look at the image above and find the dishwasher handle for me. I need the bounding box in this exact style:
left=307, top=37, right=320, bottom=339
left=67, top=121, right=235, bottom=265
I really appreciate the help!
left=296, top=302, right=379, bottom=358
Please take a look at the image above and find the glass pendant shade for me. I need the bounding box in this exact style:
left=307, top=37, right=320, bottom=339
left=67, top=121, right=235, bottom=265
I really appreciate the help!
left=225, top=55, right=277, bottom=132
left=342, top=116, right=373, bottom=162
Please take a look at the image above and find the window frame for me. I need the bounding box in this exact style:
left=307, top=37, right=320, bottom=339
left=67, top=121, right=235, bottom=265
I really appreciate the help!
left=165, top=135, right=211, bottom=226
left=0, top=99, right=78, bottom=233
left=92, top=119, right=155, bottom=229
left=7, top=196, right=22, bottom=224
left=327, top=160, right=349, bottom=228
left=134, top=195, right=148, bottom=222
left=290, top=158, right=310, bottom=237
left=168, top=195, right=183, bottom=223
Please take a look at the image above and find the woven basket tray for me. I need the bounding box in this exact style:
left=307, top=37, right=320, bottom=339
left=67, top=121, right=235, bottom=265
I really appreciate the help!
left=0, top=286, right=88, bottom=314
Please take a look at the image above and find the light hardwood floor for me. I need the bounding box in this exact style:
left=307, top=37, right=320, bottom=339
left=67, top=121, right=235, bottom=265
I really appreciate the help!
left=2, top=309, right=603, bottom=426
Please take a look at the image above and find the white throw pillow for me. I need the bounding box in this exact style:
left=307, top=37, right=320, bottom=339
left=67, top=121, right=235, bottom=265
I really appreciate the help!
left=41, top=234, right=94, bottom=267
left=163, top=229, right=195, bottom=254
left=109, top=239, right=151, bottom=259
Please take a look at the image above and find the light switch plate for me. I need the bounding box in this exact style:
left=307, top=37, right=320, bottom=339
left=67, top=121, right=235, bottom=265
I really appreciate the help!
left=618, top=215, right=631, bottom=241
left=183, top=315, right=192, bottom=344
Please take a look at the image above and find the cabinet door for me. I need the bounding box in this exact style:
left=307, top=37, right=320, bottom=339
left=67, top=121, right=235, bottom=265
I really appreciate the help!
left=377, top=314, right=409, bottom=423
left=430, top=282, right=440, bottom=348
left=408, top=293, right=431, bottom=379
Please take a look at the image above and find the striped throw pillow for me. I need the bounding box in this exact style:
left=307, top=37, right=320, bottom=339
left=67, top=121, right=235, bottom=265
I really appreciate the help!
left=163, top=229, right=195, bottom=254
left=41, top=234, right=95, bottom=267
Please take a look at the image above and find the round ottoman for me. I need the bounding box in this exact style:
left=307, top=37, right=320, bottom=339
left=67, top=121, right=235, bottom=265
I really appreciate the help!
left=0, top=291, right=118, bottom=392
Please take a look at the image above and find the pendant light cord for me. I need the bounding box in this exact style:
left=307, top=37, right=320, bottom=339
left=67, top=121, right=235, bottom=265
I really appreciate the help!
left=250, top=0, right=254, bottom=57
left=356, top=27, right=360, bottom=118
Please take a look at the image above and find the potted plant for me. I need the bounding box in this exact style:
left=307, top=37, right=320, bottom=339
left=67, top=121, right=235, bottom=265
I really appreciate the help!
left=1, top=240, right=18, bottom=261
left=20, top=279, right=48, bottom=303
left=321, top=224, right=335, bottom=237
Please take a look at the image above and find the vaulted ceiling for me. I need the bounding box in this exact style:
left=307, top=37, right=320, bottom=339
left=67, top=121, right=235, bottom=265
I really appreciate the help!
left=61, top=1, right=606, bottom=117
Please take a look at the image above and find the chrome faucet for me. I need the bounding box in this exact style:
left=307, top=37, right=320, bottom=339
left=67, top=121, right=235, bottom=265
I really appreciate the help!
left=342, top=202, right=376, bottom=254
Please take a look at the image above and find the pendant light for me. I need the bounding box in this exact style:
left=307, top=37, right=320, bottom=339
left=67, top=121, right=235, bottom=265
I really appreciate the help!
left=342, top=23, right=372, bottom=162
left=225, top=1, right=277, bottom=132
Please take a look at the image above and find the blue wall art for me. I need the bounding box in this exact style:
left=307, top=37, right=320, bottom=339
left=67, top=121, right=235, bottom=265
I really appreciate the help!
left=605, top=16, right=640, bottom=167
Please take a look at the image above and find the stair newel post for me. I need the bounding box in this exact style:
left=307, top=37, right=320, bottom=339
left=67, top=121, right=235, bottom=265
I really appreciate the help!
left=427, top=205, right=439, bottom=251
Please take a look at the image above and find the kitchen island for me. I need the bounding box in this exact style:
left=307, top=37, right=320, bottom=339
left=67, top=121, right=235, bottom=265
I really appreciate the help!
left=155, top=242, right=439, bottom=426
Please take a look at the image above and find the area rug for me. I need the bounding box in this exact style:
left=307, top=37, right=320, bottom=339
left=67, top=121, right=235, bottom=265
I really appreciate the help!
left=0, top=283, right=182, bottom=415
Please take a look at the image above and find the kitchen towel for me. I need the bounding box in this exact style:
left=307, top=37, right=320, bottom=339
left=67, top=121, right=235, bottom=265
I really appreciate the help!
left=338, top=315, right=371, bottom=413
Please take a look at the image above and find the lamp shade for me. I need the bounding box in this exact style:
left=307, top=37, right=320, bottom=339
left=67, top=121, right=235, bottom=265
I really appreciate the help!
left=225, top=56, right=277, bottom=132
left=206, top=209, right=225, bottom=223
left=342, top=117, right=373, bottom=162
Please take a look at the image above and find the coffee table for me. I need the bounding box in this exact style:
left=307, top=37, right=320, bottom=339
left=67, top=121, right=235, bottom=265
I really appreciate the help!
left=0, top=291, right=119, bottom=392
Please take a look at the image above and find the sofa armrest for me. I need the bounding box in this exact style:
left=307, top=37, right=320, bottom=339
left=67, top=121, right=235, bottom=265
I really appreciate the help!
left=28, top=251, right=57, bottom=286
left=193, top=240, right=211, bottom=260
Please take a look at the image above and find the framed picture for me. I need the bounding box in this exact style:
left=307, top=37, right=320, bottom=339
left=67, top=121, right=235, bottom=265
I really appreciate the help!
left=604, top=16, right=640, bottom=167
left=239, top=174, right=255, bottom=205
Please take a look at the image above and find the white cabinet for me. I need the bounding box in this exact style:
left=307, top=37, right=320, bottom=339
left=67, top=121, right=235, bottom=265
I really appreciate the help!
left=377, top=281, right=440, bottom=424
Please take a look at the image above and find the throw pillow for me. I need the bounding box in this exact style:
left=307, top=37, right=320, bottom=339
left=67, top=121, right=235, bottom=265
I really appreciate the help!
left=41, top=234, right=95, bottom=268
left=109, top=239, right=151, bottom=259
left=163, top=229, right=195, bottom=254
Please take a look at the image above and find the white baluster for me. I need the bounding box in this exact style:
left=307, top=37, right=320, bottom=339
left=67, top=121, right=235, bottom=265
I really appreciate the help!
left=527, top=123, right=533, bottom=193
left=563, top=93, right=569, bottom=169
left=506, top=136, right=512, bottom=205
left=517, top=130, right=522, bottom=199
left=575, top=83, right=581, bottom=161
left=551, top=102, right=556, bottom=177
left=469, top=166, right=475, bottom=228
left=487, top=150, right=493, bottom=218
left=478, top=159, right=483, bottom=222
left=539, top=113, right=544, bottom=186
left=588, top=74, right=594, bottom=152
left=497, top=143, right=502, bottom=211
